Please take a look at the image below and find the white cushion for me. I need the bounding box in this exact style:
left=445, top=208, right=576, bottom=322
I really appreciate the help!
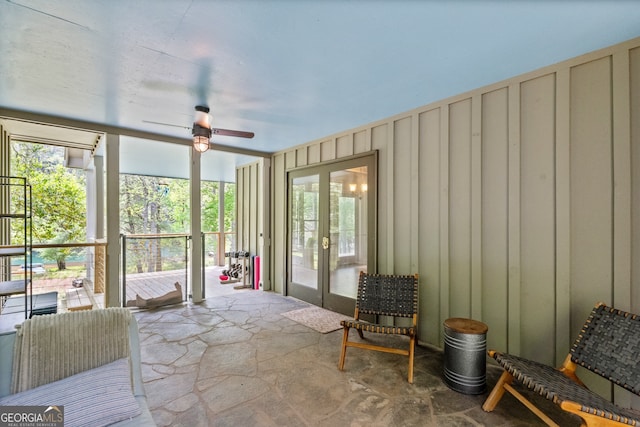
left=0, top=358, right=141, bottom=427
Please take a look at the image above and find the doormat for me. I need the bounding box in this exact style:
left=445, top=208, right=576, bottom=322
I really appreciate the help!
left=281, top=306, right=351, bottom=334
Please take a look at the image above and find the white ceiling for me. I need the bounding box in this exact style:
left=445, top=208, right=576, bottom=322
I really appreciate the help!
left=1, top=0, right=640, bottom=181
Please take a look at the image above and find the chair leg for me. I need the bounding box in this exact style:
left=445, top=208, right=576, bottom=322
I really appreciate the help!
left=356, top=329, right=364, bottom=339
left=408, top=334, right=415, bottom=384
left=338, top=326, right=350, bottom=370
left=482, top=370, right=513, bottom=412
left=503, top=382, right=560, bottom=427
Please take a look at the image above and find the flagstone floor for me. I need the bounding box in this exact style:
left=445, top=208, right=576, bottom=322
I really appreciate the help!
left=133, top=278, right=581, bottom=426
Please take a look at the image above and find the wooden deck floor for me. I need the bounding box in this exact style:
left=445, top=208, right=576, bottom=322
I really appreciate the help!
left=124, top=270, right=189, bottom=303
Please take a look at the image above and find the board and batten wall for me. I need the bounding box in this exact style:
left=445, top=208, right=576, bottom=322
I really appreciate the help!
left=238, top=37, right=640, bottom=404
left=235, top=158, right=271, bottom=291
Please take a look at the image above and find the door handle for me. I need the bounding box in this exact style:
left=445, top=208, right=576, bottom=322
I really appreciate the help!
left=322, top=236, right=329, bottom=250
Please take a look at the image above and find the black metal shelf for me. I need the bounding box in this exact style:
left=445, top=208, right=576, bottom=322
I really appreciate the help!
left=0, top=213, right=30, bottom=218
left=0, top=279, right=31, bottom=297
left=0, top=247, right=27, bottom=257
left=0, top=176, right=33, bottom=320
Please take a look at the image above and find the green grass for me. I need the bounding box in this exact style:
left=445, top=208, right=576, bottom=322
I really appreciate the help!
left=41, top=265, right=87, bottom=279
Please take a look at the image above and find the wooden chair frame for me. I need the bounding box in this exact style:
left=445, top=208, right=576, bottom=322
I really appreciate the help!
left=338, top=271, right=419, bottom=383
left=482, top=302, right=640, bottom=427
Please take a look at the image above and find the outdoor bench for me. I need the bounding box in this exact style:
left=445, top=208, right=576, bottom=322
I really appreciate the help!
left=65, top=286, right=94, bottom=311
left=483, top=302, right=640, bottom=427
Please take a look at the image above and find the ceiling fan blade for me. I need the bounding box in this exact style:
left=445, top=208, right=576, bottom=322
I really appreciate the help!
left=143, top=120, right=191, bottom=130
left=143, top=120, right=191, bottom=129
left=211, top=128, right=255, bottom=139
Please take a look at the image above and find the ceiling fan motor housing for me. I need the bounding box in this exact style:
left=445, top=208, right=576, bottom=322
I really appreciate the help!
left=194, top=105, right=212, bottom=130
left=192, top=123, right=211, bottom=139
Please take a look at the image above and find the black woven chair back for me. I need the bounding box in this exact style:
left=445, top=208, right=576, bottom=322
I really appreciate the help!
left=570, top=303, right=640, bottom=396
left=356, top=272, right=418, bottom=318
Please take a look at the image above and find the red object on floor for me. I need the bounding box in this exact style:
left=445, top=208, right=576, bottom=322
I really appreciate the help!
left=254, top=256, right=260, bottom=289
left=219, top=275, right=229, bottom=281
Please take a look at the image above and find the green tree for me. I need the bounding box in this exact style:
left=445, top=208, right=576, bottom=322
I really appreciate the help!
left=121, top=175, right=170, bottom=273
left=120, top=175, right=171, bottom=235
left=166, top=179, right=190, bottom=232
left=201, top=181, right=220, bottom=232
left=201, top=181, right=235, bottom=232
left=11, top=143, right=86, bottom=270
left=223, top=183, right=236, bottom=232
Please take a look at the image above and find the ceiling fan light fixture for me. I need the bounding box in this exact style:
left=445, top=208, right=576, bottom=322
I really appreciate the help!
left=193, top=135, right=210, bottom=153
left=192, top=122, right=212, bottom=153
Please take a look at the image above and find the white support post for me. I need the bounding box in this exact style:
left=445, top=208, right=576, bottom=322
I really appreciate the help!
left=190, top=148, right=204, bottom=303
left=105, top=134, right=120, bottom=307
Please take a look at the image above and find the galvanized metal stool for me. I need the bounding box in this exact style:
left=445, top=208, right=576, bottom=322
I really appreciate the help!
left=443, top=317, right=489, bottom=394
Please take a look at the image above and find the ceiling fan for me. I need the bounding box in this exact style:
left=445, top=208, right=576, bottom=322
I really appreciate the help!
left=145, top=105, right=254, bottom=153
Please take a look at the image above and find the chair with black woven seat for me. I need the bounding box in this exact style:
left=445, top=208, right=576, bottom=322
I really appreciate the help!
left=482, top=302, right=640, bottom=427
left=338, top=271, right=419, bottom=383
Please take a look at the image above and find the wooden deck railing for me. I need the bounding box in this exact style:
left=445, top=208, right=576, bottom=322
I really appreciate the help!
left=29, top=241, right=107, bottom=293
left=2, top=233, right=232, bottom=307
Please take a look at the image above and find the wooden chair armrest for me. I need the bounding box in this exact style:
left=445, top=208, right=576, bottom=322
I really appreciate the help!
left=558, top=354, right=586, bottom=388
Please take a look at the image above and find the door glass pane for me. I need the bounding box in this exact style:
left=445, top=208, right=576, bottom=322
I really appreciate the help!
left=291, top=175, right=319, bottom=289
left=328, top=166, right=368, bottom=298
